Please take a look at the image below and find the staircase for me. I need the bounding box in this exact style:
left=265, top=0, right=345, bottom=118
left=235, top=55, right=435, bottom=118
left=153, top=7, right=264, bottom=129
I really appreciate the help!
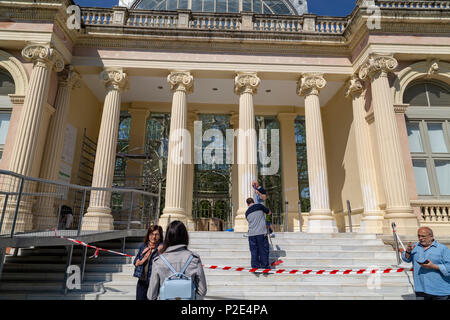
left=0, top=232, right=415, bottom=300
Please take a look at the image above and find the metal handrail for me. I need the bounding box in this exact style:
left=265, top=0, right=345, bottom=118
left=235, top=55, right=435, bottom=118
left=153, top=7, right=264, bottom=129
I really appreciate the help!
left=0, top=169, right=158, bottom=197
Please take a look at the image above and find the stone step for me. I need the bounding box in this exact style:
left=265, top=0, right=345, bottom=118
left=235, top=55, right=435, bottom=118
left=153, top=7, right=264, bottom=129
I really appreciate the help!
left=0, top=290, right=416, bottom=300
left=16, top=249, right=397, bottom=259
left=18, top=244, right=395, bottom=257
left=0, top=271, right=412, bottom=283
left=0, top=279, right=414, bottom=295
left=5, top=255, right=399, bottom=267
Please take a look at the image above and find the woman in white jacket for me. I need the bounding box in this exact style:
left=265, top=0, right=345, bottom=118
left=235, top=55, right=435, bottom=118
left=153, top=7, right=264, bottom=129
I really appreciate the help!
left=147, top=221, right=207, bottom=300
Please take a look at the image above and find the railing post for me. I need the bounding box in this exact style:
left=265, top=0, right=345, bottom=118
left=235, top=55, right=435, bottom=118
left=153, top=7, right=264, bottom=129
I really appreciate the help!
left=392, top=222, right=401, bottom=266
left=284, top=200, right=289, bottom=232
left=177, top=9, right=191, bottom=28
left=112, top=6, right=128, bottom=25
left=347, top=200, right=353, bottom=233
left=298, top=200, right=303, bottom=232
left=0, top=194, right=9, bottom=234
left=303, top=14, right=317, bottom=32
left=77, top=189, right=87, bottom=237
left=10, top=177, right=25, bottom=237
left=240, top=12, right=254, bottom=31
left=0, top=247, right=5, bottom=281
left=63, top=245, right=74, bottom=295
left=127, top=192, right=134, bottom=230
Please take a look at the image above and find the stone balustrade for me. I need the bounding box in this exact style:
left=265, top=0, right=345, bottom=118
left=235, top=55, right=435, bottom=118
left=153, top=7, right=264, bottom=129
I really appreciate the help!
left=79, top=1, right=449, bottom=34
left=411, top=200, right=450, bottom=223
left=376, top=0, right=450, bottom=9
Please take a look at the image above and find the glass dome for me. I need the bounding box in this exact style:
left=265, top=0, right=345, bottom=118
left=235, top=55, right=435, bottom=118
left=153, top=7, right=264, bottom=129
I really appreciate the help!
left=129, top=0, right=307, bottom=15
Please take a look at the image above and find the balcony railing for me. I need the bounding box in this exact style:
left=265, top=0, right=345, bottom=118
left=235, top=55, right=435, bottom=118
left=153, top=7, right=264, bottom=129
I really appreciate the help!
left=79, top=0, right=449, bottom=35
left=411, top=200, right=450, bottom=223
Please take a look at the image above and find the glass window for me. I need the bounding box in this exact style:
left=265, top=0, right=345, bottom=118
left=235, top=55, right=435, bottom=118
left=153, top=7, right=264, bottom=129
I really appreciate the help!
left=135, top=0, right=297, bottom=14
left=427, top=123, right=448, bottom=153
left=435, top=160, right=450, bottom=195
left=0, top=113, right=11, bottom=145
left=407, top=122, right=424, bottom=152
left=204, top=0, right=214, bottom=11
left=412, top=160, right=432, bottom=196
left=404, top=81, right=450, bottom=107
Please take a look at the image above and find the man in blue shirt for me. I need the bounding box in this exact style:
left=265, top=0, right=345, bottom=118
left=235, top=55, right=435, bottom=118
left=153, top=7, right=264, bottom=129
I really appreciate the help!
left=402, top=227, right=450, bottom=300
left=245, top=197, right=271, bottom=269
left=252, top=180, right=274, bottom=237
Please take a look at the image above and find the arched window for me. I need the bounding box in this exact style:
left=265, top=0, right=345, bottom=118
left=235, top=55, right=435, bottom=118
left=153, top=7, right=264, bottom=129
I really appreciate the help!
left=404, top=81, right=450, bottom=107
left=0, top=69, right=15, bottom=162
left=405, top=80, right=450, bottom=197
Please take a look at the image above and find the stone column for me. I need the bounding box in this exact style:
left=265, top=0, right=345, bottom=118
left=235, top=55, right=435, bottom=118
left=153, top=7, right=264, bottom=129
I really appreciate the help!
left=82, top=68, right=129, bottom=231
left=34, top=66, right=81, bottom=230
left=345, top=74, right=385, bottom=234
left=297, top=73, right=337, bottom=233
left=1, top=43, right=64, bottom=233
left=9, top=43, right=64, bottom=176
left=159, top=71, right=194, bottom=231
left=185, top=111, right=197, bottom=231
left=359, top=53, right=418, bottom=235
left=277, top=113, right=301, bottom=232
left=234, top=72, right=260, bottom=232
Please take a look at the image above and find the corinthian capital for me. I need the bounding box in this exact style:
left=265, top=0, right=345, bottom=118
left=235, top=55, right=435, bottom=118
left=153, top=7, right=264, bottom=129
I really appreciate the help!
left=345, top=74, right=365, bottom=98
left=297, top=73, right=327, bottom=97
left=359, top=53, right=398, bottom=80
left=21, top=43, right=65, bottom=72
left=58, top=66, right=81, bottom=89
left=100, top=68, right=129, bottom=92
left=167, top=71, right=194, bottom=94
left=234, top=72, right=260, bottom=95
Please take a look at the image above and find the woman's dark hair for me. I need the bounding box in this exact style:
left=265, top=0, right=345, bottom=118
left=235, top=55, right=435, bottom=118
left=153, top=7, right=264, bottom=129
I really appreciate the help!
left=144, top=225, right=163, bottom=245
left=160, top=221, right=189, bottom=254
left=61, top=205, right=73, bottom=215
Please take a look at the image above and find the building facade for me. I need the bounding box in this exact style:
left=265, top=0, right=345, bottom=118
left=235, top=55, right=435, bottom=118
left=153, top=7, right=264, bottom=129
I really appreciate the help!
left=0, top=0, right=449, bottom=236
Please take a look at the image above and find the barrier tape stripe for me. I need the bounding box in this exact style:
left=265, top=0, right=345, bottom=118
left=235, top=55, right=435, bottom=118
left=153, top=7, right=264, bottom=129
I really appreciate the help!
left=201, top=264, right=413, bottom=275
left=54, top=231, right=413, bottom=275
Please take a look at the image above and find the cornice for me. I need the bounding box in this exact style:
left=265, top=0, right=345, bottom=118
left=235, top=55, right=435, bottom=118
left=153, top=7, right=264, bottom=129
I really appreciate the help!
left=1, top=1, right=450, bottom=63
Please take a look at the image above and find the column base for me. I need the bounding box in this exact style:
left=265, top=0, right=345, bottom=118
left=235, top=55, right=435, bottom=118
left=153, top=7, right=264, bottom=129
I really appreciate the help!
left=233, top=208, right=248, bottom=232
left=286, top=211, right=302, bottom=232
left=81, top=207, right=114, bottom=231
left=359, top=211, right=386, bottom=234
left=307, top=213, right=338, bottom=233
left=383, top=207, right=419, bottom=236
left=159, top=207, right=187, bottom=232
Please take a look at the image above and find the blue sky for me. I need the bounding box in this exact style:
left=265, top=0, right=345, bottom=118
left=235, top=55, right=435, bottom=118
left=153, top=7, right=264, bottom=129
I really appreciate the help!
left=74, top=0, right=358, bottom=16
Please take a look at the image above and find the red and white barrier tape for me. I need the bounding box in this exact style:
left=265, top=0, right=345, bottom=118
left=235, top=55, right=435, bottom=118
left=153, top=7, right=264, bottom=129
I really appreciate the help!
left=54, top=230, right=134, bottom=259
left=54, top=231, right=413, bottom=275
left=202, top=265, right=413, bottom=275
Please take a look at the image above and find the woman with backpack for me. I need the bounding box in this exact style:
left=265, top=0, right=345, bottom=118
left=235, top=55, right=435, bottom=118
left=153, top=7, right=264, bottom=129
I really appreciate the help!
left=133, top=225, right=163, bottom=300
left=147, top=221, right=207, bottom=300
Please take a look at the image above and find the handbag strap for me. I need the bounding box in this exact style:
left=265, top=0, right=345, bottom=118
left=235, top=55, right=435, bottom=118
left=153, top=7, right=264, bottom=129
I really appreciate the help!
left=159, top=254, right=194, bottom=277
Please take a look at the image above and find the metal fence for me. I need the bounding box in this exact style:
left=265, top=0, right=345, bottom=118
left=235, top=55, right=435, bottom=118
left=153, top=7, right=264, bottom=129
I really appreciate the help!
left=0, top=169, right=159, bottom=238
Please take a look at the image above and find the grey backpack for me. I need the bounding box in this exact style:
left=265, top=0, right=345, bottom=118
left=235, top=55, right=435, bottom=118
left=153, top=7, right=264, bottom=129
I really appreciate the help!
left=158, top=254, right=196, bottom=300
